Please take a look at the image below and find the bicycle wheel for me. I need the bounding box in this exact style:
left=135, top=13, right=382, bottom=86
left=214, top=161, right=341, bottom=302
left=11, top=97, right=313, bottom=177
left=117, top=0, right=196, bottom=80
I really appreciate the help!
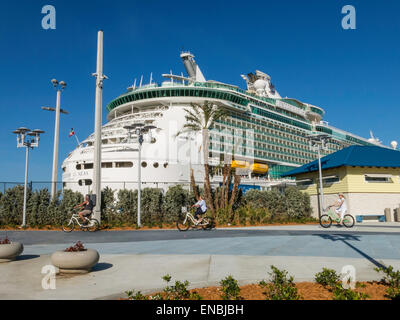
left=320, top=215, right=332, bottom=228
left=343, top=214, right=355, bottom=228
left=87, top=219, right=100, bottom=232
left=202, top=217, right=216, bottom=230
left=177, top=216, right=191, bottom=231
left=62, top=219, right=75, bottom=232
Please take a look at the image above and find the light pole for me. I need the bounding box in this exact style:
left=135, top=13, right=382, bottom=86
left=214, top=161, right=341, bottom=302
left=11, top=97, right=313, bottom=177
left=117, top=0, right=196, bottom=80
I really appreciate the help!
left=12, top=128, right=45, bottom=227
left=44, top=79, right=67, bottom=199
left=124, top=124, right=157, bottom=227
left=306, top=133, right=330, bottom=218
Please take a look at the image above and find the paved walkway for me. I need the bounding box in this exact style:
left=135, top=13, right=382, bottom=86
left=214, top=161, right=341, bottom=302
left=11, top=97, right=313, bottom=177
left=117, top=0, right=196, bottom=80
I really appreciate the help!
left=1, top=223, right=399, bottom=299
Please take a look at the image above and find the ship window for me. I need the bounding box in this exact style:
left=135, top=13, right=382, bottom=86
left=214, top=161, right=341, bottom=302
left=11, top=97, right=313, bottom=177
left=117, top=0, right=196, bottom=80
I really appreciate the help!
left=78, top=179, right=92, bottom=186
left=84, top=163, right=93, bottom=169
left=115, top=162, right=133, bottom=168
left=153, top=162, right=159, bottom=168
left=76, top=164, right=81, bottom=170
left=141, top=162, right=147, bottom=168
left=62, top=167, right=66, bottom=172
left=102, top=162, right=113, bottom=168
left=164, top=162, right=169, bottom=168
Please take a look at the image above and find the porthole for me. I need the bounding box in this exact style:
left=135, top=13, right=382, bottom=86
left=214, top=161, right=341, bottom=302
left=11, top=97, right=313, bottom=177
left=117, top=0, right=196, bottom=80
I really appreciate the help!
left=141, top=162, right=147, bottom=168
left=153, top=162, right=159, bottom=168
left=163, top=163, right=168, bottom=168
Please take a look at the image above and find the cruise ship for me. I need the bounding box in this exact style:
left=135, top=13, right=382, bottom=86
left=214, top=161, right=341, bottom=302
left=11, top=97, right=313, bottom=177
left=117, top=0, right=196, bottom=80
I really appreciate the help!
left=62, top=52, right=382, bottom=194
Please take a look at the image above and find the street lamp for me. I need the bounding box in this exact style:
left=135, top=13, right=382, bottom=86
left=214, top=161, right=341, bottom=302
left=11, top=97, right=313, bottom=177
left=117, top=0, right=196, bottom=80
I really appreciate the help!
left=306, top=133, right=330, bottom=218
left=124, top=123, right=157, bottom=227
left=12, top=127, right=45, bottom=227
left=45, top=79, right=67, bottom=199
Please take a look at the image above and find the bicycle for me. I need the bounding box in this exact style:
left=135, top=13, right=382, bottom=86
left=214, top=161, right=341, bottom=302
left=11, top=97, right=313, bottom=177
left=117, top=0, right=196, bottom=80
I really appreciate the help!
left=62, top=209, right=100, bottom=232
left=176, top=207, right=216, bottom=231
left=319, top=206, right=355, bottom=228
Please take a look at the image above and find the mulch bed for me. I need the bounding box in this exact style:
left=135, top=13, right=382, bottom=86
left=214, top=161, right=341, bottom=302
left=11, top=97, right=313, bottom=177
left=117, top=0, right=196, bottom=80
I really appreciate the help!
left=129, top=282, right=389, bottom=300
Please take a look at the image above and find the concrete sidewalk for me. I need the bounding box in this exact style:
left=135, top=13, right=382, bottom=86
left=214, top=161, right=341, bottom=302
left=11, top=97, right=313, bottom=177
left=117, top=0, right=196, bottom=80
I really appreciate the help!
left=1, top=223, right=399, bottom=300
left=1, top=253, right=399, bottom=300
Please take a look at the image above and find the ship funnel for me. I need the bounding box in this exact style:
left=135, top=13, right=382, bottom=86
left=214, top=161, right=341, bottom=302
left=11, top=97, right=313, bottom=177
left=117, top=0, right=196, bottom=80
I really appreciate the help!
left=180, top=52, right=206, bottom=82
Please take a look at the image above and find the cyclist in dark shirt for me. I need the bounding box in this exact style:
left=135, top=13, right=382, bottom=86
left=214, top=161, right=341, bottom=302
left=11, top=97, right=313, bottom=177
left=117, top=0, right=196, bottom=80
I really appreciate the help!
left=74, top=195, right=94, bottom=224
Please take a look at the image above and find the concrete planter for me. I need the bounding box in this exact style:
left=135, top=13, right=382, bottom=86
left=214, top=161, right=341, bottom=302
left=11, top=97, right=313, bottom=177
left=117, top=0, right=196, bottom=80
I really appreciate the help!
left=51, top=249, right=99, bottom=274
left=0, top=242, right=24, bottom=262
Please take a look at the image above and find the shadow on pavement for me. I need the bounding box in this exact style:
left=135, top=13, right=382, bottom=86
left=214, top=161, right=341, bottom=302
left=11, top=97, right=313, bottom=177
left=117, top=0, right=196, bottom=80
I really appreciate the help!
left=314, top=233, right=386, bottom=269
left=16, top=255, right=40, bottom=261
left=92, top=262, right=113, bottom=272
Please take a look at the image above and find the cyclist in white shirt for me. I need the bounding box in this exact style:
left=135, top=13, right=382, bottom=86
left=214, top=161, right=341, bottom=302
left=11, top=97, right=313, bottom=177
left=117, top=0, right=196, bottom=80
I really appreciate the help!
left=328, top=193, right=347, bottom=225
left=192, top=195, right=207, bottom=224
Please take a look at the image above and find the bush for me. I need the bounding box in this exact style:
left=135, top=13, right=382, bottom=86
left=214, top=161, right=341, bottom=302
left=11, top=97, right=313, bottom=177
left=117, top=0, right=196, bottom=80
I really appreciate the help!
left=126, top=275, right=202, bottom=300
left=375, top=265, right=400, bottom=300
left=220, top=275, right=242, bottom=300
left=315, top=267, right=369, bottom=300
left=314, top=268, right=340, bottom=287
left=259, top=265, right=302, bottom=300
left=141, top=188, right=164, bottom=227
left=163, top=186, right=189, bottom=223
left=332, top=284, right=369, bottom=300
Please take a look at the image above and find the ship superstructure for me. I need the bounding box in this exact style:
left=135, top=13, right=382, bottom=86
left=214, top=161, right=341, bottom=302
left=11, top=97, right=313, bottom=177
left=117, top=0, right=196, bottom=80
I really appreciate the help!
left=62, top=52, right=382, bottom=193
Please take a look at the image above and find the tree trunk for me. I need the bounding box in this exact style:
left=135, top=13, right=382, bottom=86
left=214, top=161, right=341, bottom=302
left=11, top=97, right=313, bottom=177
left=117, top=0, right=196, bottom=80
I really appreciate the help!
left=190, top=168, right=199, bottom=200
left=204, top=163, right=215, bottom=217
left=228, top=174, right=241, bottom=220
left=223, top=165, right=232, bottom=208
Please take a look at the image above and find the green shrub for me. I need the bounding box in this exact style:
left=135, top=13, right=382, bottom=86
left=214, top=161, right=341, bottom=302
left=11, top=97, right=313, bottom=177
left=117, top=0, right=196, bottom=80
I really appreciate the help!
left=151, top=275, right=202, bottom=300
left=163, top=185, right=189, bottom=223
left=375, top=265, right=400, bottom=300
left=220, top=275, right=242, bottom=300
left=259, top=265, right=301, bottom=300
left=315, top=268, right=341, bottom=287
left=126, top=290, right=149, bottom=300
left=332, top=284, right=369, bottom=300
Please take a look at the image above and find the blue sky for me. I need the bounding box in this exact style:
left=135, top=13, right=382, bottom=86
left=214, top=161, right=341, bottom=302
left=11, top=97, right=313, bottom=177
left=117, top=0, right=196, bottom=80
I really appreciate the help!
left=0, top=0, right=399, bottom=182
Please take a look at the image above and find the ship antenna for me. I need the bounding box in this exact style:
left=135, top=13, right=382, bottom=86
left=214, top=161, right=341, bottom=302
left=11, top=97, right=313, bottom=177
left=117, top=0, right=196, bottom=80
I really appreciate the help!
left=133, top=78, right=137, bottom=89
left=139, top=75, right=143, bottom=87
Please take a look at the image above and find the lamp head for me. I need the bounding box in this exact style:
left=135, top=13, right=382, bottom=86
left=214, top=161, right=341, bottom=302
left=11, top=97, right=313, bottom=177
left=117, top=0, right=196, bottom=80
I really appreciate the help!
left=59, top=81, right=67, bottom=90
left=51, top=79, right=58, bottom=87
left=32, top=129, right=45, bottom=135
left=17, top=127, right=31, bottom=134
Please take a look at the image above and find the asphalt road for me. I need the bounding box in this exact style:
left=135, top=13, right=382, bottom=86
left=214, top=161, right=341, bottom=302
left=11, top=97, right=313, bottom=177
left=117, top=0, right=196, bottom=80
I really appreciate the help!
left=1, top=224, right=399, bottom=246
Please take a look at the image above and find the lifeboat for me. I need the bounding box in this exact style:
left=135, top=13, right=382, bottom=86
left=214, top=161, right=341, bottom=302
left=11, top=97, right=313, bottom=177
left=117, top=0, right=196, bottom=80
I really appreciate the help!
left=250, top=163, right=269, bottom=174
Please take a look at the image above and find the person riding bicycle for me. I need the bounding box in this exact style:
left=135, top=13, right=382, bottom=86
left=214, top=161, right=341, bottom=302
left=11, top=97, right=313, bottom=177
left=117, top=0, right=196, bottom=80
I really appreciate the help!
left=192, top=195, right=207, bottom=225
left=74, top=195, right=94, bottom=225
left=327, top=193, right=347, bottom=226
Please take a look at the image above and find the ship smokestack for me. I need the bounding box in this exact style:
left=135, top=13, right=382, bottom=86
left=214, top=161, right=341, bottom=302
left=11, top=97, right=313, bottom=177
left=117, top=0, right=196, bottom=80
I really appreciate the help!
left=180, top=52, right=206, bottom=82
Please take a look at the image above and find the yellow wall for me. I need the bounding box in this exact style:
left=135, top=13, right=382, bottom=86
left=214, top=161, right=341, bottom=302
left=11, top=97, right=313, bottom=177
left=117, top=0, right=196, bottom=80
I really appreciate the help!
left=295, top=166, right=400, bottom=195
left=345, top=167, right=400, bottom=193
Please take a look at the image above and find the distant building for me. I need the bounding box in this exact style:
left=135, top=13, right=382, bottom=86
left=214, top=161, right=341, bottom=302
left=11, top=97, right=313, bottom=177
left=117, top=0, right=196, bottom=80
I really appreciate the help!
left=283, top=146, right=400, bottom=219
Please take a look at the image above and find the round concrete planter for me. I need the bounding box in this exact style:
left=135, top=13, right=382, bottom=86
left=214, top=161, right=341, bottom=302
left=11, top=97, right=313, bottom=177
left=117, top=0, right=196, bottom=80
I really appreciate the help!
left=51, top=249, right=99, bottom=274
left=0, top=242, right=24, bottom=262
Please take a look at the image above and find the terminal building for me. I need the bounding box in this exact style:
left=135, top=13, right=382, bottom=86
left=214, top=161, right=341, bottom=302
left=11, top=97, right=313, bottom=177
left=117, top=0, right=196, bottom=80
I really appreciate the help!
left=283, top=145, right=400, bottom=220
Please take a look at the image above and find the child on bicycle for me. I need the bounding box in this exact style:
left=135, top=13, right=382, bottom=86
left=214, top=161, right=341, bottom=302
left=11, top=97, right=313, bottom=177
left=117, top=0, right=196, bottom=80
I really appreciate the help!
left=192, top=195, right=207, bottom=225
left=74, top=195, right=94, bottom=225
left=327, top=193, right=347, bottom=226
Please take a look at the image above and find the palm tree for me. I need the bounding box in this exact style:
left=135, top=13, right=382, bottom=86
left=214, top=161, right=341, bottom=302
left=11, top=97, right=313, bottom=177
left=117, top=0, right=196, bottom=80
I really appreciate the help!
left=176, top=101, right=227, bottom=216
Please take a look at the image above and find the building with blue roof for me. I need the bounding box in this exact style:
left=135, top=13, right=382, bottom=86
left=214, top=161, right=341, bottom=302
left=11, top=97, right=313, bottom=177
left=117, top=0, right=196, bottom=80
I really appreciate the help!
left=283, top=146, right=400, bottom=220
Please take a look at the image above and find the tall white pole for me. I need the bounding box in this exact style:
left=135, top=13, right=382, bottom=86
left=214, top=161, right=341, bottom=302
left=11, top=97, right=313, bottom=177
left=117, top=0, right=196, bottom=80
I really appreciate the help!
left=22, top=146, right=29, bottom=227
left=317, top=146, right=325, bottom=218
left=93, top=30, right=105, bottom=223
left=137, top=141, right=142, bottom=227
left=51, top=89, right=61, bottom=199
